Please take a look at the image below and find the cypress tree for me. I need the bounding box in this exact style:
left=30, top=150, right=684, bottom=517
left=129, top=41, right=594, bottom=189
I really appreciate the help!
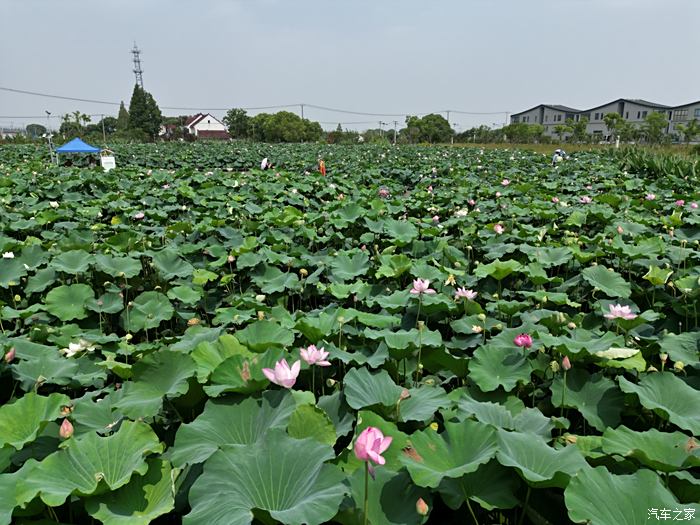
left=128, top=85, right=163, bottom=139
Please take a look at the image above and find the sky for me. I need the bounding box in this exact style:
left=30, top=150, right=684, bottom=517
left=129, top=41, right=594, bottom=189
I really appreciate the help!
left=1, top=0, right=699, bottom=132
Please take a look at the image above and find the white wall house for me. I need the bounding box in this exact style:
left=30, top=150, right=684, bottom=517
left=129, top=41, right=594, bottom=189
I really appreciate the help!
left=185, top=113, right=230, bottom=139
left=668, top=100, right=700, bottom=139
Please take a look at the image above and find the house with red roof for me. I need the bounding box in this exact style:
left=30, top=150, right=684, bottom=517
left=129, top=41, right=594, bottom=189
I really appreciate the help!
left=184, top=113, right=230, bottom=140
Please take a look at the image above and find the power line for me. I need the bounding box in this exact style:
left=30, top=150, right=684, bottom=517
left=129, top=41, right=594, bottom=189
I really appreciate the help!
left=0, top=85, right=511, bottom=118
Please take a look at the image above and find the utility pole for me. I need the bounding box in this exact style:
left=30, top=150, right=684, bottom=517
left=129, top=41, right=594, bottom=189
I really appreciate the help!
left=392, top=120, right=398, bottom=145
left=445, top=110, right=451, bottom=126
left=101, top=114, right=106, bottom=144
left=300, top=104, right=305, bottom=119
left=131, top=42, right=144, bottom=88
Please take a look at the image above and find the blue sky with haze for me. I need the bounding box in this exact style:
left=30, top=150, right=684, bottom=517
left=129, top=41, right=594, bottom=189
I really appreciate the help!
left=1, top=0, right=698, bottom=131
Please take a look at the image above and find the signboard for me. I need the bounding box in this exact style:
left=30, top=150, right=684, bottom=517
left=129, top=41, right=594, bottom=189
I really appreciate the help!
left=101, top=155, right=116, bottom=172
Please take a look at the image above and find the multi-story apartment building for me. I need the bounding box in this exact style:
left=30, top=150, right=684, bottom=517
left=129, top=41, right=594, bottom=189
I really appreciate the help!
left=510, top=98, right=697, bottom=141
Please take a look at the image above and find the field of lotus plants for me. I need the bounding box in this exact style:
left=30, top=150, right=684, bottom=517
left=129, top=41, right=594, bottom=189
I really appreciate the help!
left=0, top=142, right=698, bottom=525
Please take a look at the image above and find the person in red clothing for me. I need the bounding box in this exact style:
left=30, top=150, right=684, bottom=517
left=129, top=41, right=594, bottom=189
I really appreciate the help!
left=318, top=158, right=326, bottom=176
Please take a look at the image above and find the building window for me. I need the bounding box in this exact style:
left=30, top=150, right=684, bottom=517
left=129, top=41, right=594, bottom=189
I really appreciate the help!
left=534, top=116, right=537, bottom=122
left=637, top=111, right=641, bottom=119
left=557, top=115, right=562, bottom=122
left=625, top=112, right=629, bottom=119
left=695, top=108, right=700, bottom=118
left=673, top=109, right=689, bottom=120
left=642, top=111, right=647, bottom=118
left=545, top=115, right=548, bottom=122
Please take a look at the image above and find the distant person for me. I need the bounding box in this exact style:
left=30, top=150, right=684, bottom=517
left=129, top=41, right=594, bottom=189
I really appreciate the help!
left=318, top=158, right=326, bottom=176
left=552, top=149, right=567, bottom=166
left=260, top=157, right=273, bottom=170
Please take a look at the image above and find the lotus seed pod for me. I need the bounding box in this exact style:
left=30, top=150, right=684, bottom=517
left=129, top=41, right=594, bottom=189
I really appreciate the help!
left=299, top=268, right=308, bottom=277
left=674, top=361, right=685, bottom=372
left=550, top=361, right=560, bottom=373
left=125, top=333, right=133, bottom=341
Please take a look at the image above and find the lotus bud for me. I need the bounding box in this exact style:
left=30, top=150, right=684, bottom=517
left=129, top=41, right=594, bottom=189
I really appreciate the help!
left=562, top=356, right=572, bottom=370
left=4, top=347, right=15, bottom=363
left=59, top=419, right=74, bottom=439
left=125, top=333, right=133, bottom=341
left=674, top=361, right=685, bottom=372
left=477, top=313, right=486, bottom=321
left=429, top=422, right=439, bottom=431
left=326, top=378, right=337, bottom=387
left=567, top=322, right=577, bottom=329
left=399, top=389, right=411, bottom=401
left=257, top=311, right=265, bottom=320
left=660, top=353, right=668, bottom=365
left=417, top=320, right=425, bottom=331
left=299, top=268, right=308, bottom=277
left=255, top=294, right=266, bottom=302
left=495, top=323, right=503, bottom=331
left=13, top=294, right=20, bottom=303
left=646, top=365, right=659, bottom=373
left=227, top=255, right=235, bottom=263
left=416, top=498, right=429, bottom=516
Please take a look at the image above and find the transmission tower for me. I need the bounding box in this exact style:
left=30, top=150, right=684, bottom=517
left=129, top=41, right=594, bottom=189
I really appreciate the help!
left=131, top=42, right=144, bottom=89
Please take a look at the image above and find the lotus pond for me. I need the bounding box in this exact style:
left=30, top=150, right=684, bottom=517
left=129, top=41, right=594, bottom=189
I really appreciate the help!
left=0, top=143, right=698, bottom=525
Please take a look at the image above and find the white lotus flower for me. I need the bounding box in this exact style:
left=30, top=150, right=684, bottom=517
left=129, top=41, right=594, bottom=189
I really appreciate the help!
left=49, top=201, right=59, bottom=208
left=2, top=252, right=14, bottom=259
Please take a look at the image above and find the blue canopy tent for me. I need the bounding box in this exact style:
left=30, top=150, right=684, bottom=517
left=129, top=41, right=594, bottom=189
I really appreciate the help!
left=55, top=138, right=101, bottom=165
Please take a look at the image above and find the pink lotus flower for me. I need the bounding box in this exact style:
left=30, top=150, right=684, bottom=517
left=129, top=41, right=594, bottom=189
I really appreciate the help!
left=354, top=426, right=392, bottom=466
left=562, top=356, right=572, bottom=370
left=676, top=199, right=685, bottom=206
left=552, top=196, right=559, bottom=203
left=604, top=304, right=638, bottom=320
left=495, top=191, right=502, bottom=198
left=427, top=185, right=433, bottom=193
left=692, top=202, right=698, bottom=209
left=645, top=193, right=656, bottom=201
left=4, top=347, right=15, bottom=363
left=162, top=184, right=170, bottom=190
left=468, top=199, right=476, bottom=206
left=410, top=279, right=436, bottom=295
left=501, top=178, right=510, bottom=186
left=432, top=215, right=440, bottom=222
left=616, top=225, right=624, bottom=234
left=455, top=288, right=477, bottom=300
left=378, top=187, right=390, bottom=198
left=300, top=345, right=331, bottom=367
left=580, top=196, right=592, bottom=204
left=494, top=224, right=505, bottom=234
left=59, top=419, right=74, bottom=439
left=513, top=333, right=533, bottom=348
left=133, top=211, right=145, bottom=220
left=262, top=359, right=301, bottom=388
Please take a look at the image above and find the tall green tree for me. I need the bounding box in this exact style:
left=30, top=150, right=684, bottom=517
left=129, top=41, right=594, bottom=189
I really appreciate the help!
left=675, top=119, right=700, bottom=144
left=568, top=117, right=589, bottom=143
left=223, top=108, right=250, bottom=138
left=642, top=111, right=668, bottom=144
left=116, top=101, right=129, bottom=131
left=553, top=123, right=573, bottom=143
left=25, top=123, right=47, bottom=139
left=128, top=85, right=162, bottom=139
left=603, top=112, right=624, bottom=140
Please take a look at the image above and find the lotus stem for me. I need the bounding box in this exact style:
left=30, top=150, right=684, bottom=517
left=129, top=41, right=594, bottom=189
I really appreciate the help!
left=363, top=461, right=369, bottom=525
left=518, top=485, right=531, bottom=525
left=466, top=498, right=480, bottom=525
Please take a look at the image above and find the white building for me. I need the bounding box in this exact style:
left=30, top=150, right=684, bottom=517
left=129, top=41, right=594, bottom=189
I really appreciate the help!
left=184, top=113, right=230, bottom=139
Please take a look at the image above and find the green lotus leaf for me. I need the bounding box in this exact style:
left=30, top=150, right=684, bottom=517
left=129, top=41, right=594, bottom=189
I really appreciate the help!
left=550, top=369, right=624, bottom=431
left=398, top=386, right=451, bottom=423
left=84, top=458, right=175, bottom=525
left=172, top=390, right=296, bottom=467
left=234, top=320, right=294, bottom=352
left=50, top=249, right=93, bottom=274
left=0, top=392, right=70, bottom=450
left=253, top=265, right=301, bottom=293
left=468, top=345, right=532, bottom=392
left=295, top=311, right=340, bottom=342
left=190, top=334, right=248, bottom=382
left=618, top=373, right=700, bottom=435
left=330, top=251, right=370, bottom=281
left=185, top=431, right=347, bottom=525
left=287, top=404, right=337, bottom=445
left=340, top=467, right=431, bottom=525
left=86, top=292, right=124, bottom=314
left=375, top=254, right=413, bottom=278
left=437, top=460, right=521, bottom=511
left=0, top=258, right=27, bottom=288
left=536, top=329, right=623, bottom=355
left=344, top=367, right=404, bottom=409
left=24, top=267, right=56, bottom=294
left=581, top=265, right=631, bottom=298
left=167, top=285, right=202, bottom=305
left=401, top=419, right=498, bottom=488
left=17, top=420, right=163, bottom=507
left=45, top=283, right=94, bottom=321
left=317, top=391, right=355, bottom=438
left=150, top=248, right=193, bottom=280
left=496, top=430, right=587, bottom=488
left=474, top=259, right=522, bottom=281
left=659, top=332, right=700, bottom=368
left=122, top=291, right=174, bottom=332
left=601, top=425, right=700, bottom=472
left=565, top=466, right=696, bottom=525
left=112, top=350, right=196, bottom=419
left=94, top=254, right=143, bottom=279
left=643, top=265, right=673, bottom=286
left=383, top=219, right=418, bottom=245
left=205, top=347, right=285, bottom=396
